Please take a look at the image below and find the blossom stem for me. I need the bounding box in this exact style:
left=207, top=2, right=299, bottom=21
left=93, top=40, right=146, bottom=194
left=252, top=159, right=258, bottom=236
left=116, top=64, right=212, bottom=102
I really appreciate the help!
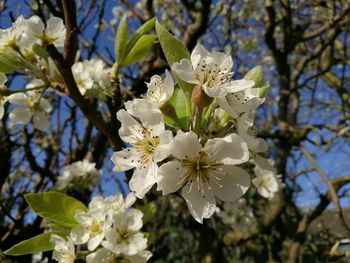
left=193, top=106, right=203, bottom=136
left=201, top=100, right=217, bottom=128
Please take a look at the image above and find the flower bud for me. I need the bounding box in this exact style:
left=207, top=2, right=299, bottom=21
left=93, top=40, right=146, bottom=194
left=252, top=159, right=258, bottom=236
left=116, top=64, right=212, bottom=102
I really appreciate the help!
left=191, top=85, right=213, bottom=108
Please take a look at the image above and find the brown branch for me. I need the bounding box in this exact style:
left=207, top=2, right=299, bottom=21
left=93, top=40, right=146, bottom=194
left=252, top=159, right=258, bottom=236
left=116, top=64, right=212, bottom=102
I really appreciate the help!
left=47, top=44, right=123, bottom=150
left=301, top=6, right=350, bottom=41
left=61, top=0, right=79, bottom=66
left=300, top=147, right=350, bottom=233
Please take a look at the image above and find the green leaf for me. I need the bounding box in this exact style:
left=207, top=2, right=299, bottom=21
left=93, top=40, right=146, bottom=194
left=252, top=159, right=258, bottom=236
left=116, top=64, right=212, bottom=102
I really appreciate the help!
left=136, top=202, right=157, bottom=224
left=24, top=191, right=88, bottom=228
left=155, top=20, right=193, bottom=91
left=4, top=233, right=53, bottom=256
left=259, top=81, right=270, bottom=98
left=0, top=49, right=25, bottom=73
left=155, top=20, right=190, bottom=66
left=32, top=44, right=47, bottom=59
left=121, top=34, right=157, bottom=67
left=126, top=17, right=156, bottom=54
left=115, top=16, right=129, bottom=64
left=160, top=85, right=190, bottom=130
left=244, top=65, right=264, bottom=87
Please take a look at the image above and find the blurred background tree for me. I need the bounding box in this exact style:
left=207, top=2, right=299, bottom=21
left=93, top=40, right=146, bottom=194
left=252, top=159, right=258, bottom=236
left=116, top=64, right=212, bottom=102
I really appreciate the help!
left=0, top=0, right=349, bottom=262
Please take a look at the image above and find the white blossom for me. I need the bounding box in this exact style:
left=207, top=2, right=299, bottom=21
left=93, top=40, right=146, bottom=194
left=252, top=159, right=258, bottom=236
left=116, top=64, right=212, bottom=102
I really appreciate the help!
left=145, top=70, right=174, bottom=105
left=111, top=99, right=172, bottom=198
left=252, top=159, right=281, bottom=199
left=0, top=15, right=35, bottom=49
left=157, top=131, right=250, bottom=223
left=72, top=58, right=111, bottom=99
left=102, top=209, right=148, bottom=256
left=172, top=43, right=254, bottom=98
left=56, top=160, right=100, bottom=190
left=71, top=199, right=108, bottom=251
left=50, top=234, right=75, bottom=263
left=103, top=192, right=137, bottom=218
left=87, top=248, right=152, bottom=263
left=218, top=83, right=264, bottom=118
left=7, top=91, right=51, bottom=131
left=216, top=199, right=255, bottom=231
left=26, top=16, right=66, bottom=47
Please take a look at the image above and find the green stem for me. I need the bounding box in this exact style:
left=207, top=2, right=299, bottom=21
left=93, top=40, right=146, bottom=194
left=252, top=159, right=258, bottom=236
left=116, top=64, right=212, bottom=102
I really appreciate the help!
left=201, top=100, right=217, bottom=128
left=193, top=106, right=203, bottom=136
left=1, top=85, right=47, bottom=96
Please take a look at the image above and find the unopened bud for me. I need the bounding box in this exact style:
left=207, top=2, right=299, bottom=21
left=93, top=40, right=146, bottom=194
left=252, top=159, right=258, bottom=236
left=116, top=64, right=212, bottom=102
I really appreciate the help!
left=191, top=85, right=213, bottom=108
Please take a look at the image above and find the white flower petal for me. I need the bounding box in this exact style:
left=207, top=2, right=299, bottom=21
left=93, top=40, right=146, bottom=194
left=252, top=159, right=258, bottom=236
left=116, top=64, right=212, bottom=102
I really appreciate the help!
left=125, top=192, right=137, bottom=207
left=172, top=59, right=199, bottom=84
left=47, top=17, right=65, bottom=37
left=153, top=130, right=173, bottom=162
left=7, top=93, right=27, bottom=104
left=210, top=165, right=250, bottom=202
left=163, top=70, right=174, bottom=101
left=111, top=148, right=142, bottom=171
left=157, top=160, right=185, bottom=195
left=191, top=43, right=209, bottom=68
left=171, top=131, right=202, bottom=159
left=181, top=181, right=216, bottom=223
left=125, top=99, right=164, bottom=136
left=39, top=98, right=52, bottom=113
left=88, top=233, right=104, bottom=251
left=204, top=134, right=249, bottom=165
left=254, top=155, right=277, bottom=173
left=129, top=162, right=158, bottom=198
left=33, top=112, right=50, bottom=131
left=128, top=250, right=153, bottom=263
left=9, top=107, right=31, bottom=124
left=86, top=248, right=114, bottom=263
left=117, top=109, right=143, bottom=144
left=70, top=227, right=90, bottom=244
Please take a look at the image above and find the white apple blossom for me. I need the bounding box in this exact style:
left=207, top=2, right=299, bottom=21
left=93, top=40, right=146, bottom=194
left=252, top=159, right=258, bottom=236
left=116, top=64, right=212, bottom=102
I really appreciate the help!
left=102, top=209, right=148, bottom=256
left=86, top=248, right=152, bottom=263
left=50, top=234, right=75, bottom=263
left=7, top=91, right=51, bottom=131
left=103, top=192, right=137, bottom=218
left=0, top=73, right=8, bottom=120
left=237, top=111, right=268, bottom=153
left=56, top=160, right=100, bottom=190
left=252, top=159, right=282, bottom=199
left=72, top=59, right=111, bottom=99
left=216, top=199, right=255, bottom=231
left=0, top=15, right=34, bottom=48
left=145, top=70, right=174, bottom=105
left=26, top=16, right=66, bottom=47
left=218, top=83, right=265, bottom=118
left=71, top=199, right=108, bottom=251
left=157, top=131, right=250, bottom=223
left=172, top=43, right=254, bottom=98
left=111, top=99, right=172, bottom=198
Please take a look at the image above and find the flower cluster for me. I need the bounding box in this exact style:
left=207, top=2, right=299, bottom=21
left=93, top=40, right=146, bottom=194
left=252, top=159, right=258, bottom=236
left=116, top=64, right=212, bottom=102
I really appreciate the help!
left=112, top=44, right=272, bottom=223
left=0, top=15, right=111, bottom=131
left=72, top=58, right=112, bottom=100
left=252, top=156, right=283, bottom=200
left=0, top=15, right=65, bottom=52
left=216, top=198, right=255, bottom=231
left=56, top=160, right=100, bottom=190
left=50, top=192, right=152, bottom=263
